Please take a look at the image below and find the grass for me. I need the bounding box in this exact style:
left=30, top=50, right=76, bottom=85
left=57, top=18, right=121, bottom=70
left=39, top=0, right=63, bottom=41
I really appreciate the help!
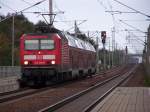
left=144, top=74, right=150, bottom=87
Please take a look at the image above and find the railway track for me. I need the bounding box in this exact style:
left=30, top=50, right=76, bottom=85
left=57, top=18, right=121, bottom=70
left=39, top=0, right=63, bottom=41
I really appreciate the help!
left=0, top=65, right=123, bottom=104
left=0, top=65, right=133, bottom=112
left=39, top=65, right=138, bottom=112
left=83, top=65, right=137, bottom=112
left=0, top=87, right=46, bottom=103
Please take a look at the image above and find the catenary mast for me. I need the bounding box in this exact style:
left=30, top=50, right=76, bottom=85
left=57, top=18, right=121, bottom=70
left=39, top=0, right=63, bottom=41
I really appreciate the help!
left=49, top=0, right=53, bottom=25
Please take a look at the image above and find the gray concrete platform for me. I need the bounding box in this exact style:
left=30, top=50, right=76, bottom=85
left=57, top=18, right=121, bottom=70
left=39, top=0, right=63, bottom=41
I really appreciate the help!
left=91, top=87, right=150, bottom=112
left=0, top=76, right=20, bottom=93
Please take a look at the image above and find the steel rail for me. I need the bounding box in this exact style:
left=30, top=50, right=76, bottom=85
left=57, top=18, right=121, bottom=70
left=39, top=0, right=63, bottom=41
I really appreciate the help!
left=82, top=65, right=138, bottom=112
left=0, top=88, right=37, bottom=103
left=0, top=65, right=122, bottom=103
left=38, top=65, right=135, bottom=112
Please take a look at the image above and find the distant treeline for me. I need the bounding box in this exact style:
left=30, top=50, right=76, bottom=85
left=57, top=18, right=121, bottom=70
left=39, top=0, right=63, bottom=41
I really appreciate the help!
left=0, top=14, right=34, bottom=65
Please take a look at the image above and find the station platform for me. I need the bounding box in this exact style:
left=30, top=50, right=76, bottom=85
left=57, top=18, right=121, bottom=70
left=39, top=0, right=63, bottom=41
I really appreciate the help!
left=0, top=76, right=20, bottom=93
left=91, top=87, right=150, bottom=112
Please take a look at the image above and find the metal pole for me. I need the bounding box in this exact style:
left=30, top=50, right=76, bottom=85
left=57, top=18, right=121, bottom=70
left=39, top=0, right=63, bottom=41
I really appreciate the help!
left=12, top=15, right=14, bottom=66
left=118, top=48, right=120, bottom=65
left=96, top=35, right=99, bottom=73
left=116, top=43, right=118, bottom=65
left=74, top=20, right=78, bottom=37
left=114, top=28, right=116, bottom=65
left=111, top=27, right=114, bottom=66
left=121, top=48, right=123, bottom=65
left=49, top=0, right=53, bottom=24
left=87, top=31, right=90, bottom=42
left=109, top=37, right=111, bottom=68
left=145, top=34, right=148, bottom=65
left=103, top=43, right=106, bottom=70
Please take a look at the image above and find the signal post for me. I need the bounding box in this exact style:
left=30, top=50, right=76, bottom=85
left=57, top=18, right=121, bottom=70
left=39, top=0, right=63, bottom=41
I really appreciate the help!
left=101, top=31, right=107, bottom=70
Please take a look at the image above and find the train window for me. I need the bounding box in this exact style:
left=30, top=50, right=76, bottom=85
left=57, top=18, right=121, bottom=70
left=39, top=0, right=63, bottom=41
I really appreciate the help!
left=80, top=41, right=86, bottom=49
left=25, top=40, right=39, bottom=50
left=84, top=42, right=89, bottom=50
left=40, top=40, right=54, bottom=50
left=66, top=34, right=77, bottom=47
left=91, top=45, right=96, bottom=52
left=75, top=39, right=83, bottom=49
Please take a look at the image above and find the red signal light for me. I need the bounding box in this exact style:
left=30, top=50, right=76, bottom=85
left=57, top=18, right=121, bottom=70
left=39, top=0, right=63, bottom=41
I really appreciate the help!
left=101, top=31, right=106, bottom=38
left=101, top=31, right=106, bottom=44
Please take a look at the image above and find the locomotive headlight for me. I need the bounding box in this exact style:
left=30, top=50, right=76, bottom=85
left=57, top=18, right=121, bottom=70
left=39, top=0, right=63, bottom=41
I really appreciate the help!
left=24, top=61, right=29, bottom=65
left=51, top=60, right=55, bottom=65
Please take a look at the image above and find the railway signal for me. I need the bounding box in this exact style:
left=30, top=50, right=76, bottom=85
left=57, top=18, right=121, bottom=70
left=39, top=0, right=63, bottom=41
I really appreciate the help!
left=101, top=31, right=106, bottom=44
left=101, top=31, right=107, bottom=70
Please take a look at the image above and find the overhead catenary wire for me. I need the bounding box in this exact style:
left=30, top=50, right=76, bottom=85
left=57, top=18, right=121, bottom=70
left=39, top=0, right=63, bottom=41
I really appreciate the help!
left=20, top=0, right=46, bottom=13
left=105, top=11, right=138, bottom=14
left=21, top=11, right=49, bottom=14
left=0, top=1, right=17, bottom=12
left=21, top=0, right=66, bottom=24
left=119, top=20, right=146, bottom=34
left=53, top=0, right=74, bottom=29
left=0, top=0, right=47, bottom=23
left=128, top=32, right=145, bottom=44
left=97, top=0, right=123, bottom=51
left=119, top=19, right=150, bottom=22
left=119, top=25, right=145, bottom=53
left=66, top=20, right=87, bottom=31
left=107, top=0, right=116, bottom=24
left=97, top=0, right=108, bottom=10
left=53, top=0, right=63, bottom=13
left=97, top=0, right=145, bottom=53
left=104, top=2, right=149, bottom=45
left=21, top=11, right=63, bottom=15
left=124, top=29, right=145, bottom=54
left=98, top=0, right=146, bottom=54
left=20, top=0, right=46, bottom=12
left=113, top=0, right=150, bottom=18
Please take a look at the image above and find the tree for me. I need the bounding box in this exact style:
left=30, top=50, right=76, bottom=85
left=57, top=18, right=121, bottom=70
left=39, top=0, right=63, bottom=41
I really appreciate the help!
left=0, top=33, right=11, bottom=65
left=0, top=14, right=34, bottom=65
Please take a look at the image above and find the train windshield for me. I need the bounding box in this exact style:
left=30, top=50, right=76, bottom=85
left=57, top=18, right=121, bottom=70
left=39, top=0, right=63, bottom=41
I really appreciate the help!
left=25, top=39, right=54, bottom=50
left=40, top=40, right=54, bottom=50
left=25, top=40, right=39, bottom=50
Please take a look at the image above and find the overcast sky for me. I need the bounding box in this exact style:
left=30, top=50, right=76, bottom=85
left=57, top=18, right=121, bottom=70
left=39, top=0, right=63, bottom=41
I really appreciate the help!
left=0, top=0, right=150, bottom=53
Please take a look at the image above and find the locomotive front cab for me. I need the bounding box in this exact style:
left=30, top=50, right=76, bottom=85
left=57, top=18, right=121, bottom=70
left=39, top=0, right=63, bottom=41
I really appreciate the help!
left=20, top=33, right=62, bottom=85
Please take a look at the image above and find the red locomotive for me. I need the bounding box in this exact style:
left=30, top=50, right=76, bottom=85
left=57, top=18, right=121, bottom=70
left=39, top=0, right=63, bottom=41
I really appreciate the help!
left=20, top=27, right=96, bottom=86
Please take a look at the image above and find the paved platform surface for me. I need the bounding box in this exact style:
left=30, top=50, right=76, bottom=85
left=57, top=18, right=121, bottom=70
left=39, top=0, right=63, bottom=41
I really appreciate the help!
left=0, top=76, right=20, bottom=93
left=91, top=87, right=150, bottom=112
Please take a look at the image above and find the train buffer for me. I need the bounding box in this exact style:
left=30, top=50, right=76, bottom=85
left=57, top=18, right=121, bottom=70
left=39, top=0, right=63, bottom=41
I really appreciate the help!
left=91, top=87, right=150, bottom=112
